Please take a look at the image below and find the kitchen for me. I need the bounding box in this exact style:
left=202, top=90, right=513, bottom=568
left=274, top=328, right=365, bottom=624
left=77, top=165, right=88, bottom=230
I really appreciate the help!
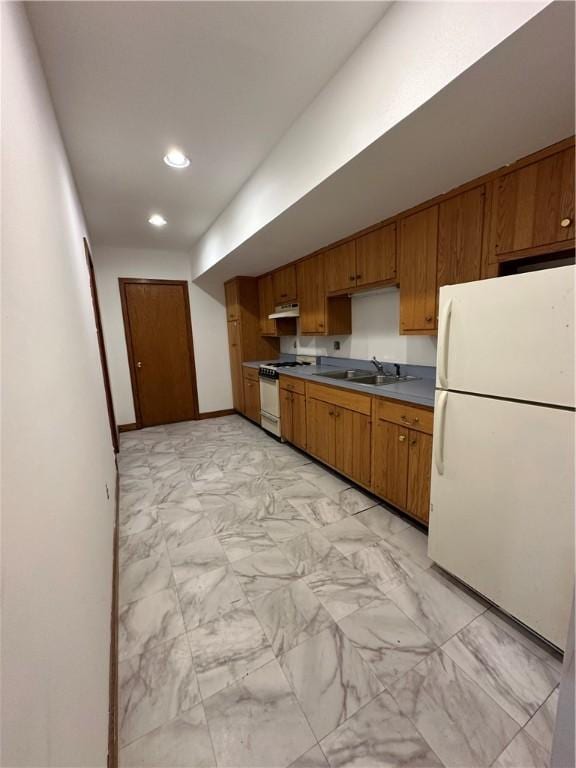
left=4, top=2, right=575, bottom=768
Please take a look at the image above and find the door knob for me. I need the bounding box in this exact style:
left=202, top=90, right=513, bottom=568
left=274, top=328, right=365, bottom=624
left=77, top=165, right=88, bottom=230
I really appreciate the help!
left=137, top=361, right=143, bottom=368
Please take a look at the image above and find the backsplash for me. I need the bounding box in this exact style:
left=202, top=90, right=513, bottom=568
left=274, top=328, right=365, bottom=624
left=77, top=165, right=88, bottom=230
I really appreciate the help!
left=280, top=287, right=437, bottom=366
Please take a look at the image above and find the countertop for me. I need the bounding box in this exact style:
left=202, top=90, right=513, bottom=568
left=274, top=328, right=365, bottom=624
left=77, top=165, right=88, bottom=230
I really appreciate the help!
left=243, top=360, right=436, bottom=407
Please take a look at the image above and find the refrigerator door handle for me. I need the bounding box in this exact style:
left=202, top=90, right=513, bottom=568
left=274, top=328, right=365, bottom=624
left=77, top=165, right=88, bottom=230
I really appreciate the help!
left=438, top=298, right=453, bottom=389
left=435, top=390, right=448, bottom=475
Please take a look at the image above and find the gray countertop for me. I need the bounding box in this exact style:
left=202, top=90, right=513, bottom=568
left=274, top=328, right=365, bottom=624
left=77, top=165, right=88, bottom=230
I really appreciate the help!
left=243, top=360, right=436, bottom=407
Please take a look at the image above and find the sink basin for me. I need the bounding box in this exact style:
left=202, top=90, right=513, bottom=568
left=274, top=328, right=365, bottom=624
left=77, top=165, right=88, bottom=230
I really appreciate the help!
left=313, top=369, right=371, bottom=380
left=355, top=374, right=420, bottom=386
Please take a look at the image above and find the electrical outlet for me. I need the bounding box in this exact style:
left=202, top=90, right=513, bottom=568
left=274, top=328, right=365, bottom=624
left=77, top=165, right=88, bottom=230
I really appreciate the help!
left=333, top=340, right=340, bottom=351
left=293, top=341, right=297, bottom=349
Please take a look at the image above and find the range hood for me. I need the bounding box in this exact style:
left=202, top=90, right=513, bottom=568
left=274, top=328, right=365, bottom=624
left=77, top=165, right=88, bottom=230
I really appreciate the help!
left=268, top=303, right=299, bottom=319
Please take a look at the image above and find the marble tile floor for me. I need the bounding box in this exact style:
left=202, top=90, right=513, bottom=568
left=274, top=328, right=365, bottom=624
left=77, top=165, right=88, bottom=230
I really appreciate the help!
left=118, top=415, right=562, bottom=768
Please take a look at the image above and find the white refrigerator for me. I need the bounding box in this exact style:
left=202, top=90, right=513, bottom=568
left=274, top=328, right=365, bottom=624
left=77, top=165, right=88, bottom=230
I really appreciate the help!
left=429, top=265, right=575, bottom=650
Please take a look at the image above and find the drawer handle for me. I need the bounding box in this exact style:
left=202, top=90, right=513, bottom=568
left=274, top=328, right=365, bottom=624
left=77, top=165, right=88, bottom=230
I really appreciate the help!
left=401, top=414, right=419, bottom=424
left=561, top=217, right=572, bottom=228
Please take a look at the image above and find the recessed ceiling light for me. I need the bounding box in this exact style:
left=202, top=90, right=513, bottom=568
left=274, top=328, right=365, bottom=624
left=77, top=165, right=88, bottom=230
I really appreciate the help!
left=148, top=213, right=167, bottom=227
left=163, top=149, right=190, bottom=168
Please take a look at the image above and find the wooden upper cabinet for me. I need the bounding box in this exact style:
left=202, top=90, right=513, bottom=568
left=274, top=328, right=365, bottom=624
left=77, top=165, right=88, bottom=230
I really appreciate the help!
left=399, top=206, right=439, bottom=333
left=491, top=145, right=575, bottom=259
left=258, top=275, right=276, bottom=336
left=272, top=265, right=297, bottom=304
left=325, top=241, right=357, bottom=293
left=224, top=279, right=240, bottom=321
left=297, top=254, right=326, bottom=334
left=356, top=223, right=397, bottom=287
left=437, top=187, right=485, bottom=288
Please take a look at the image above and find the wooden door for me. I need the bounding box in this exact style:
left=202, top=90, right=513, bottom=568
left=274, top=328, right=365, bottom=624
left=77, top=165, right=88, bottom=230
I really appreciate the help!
left=437, top=187, right=485, bottom=288
left=492, top=146, right=575, bottom=258
left=225, top=279, right=240, bottom=321
left=297, top=254, right=326, bottom=334
left=272, top=265, right=297, bottom=304
left=407, top=431, right=432, bottom=523
left=372, top=418, right=408, bottom=508
left=120, top=280, right=198, bottom=427
left=399, top=206, right=439, bottom=333
left=243, top=374, right=261, bottom=423
left=325, top=241, right=357, bottom=293
left=292, top=392, right=307, bottom=451
left=355, top=223, right=397, bottom=288
left=334, top=407, right=371, bottom=487
left=258, top=275, right=276, bottom=336
left=280, top=388, right=294, bottom=443
left=227, top=320, right=244, bottom=412
left=306, top=398, right=335, bottom=465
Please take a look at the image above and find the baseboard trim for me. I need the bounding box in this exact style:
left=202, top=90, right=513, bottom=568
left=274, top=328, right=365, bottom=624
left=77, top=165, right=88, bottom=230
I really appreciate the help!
left=108, top=470, right=119, bottom=768
left=198, top=409, right=236, bottom=420
left=118, top=422, right=139, bottom=433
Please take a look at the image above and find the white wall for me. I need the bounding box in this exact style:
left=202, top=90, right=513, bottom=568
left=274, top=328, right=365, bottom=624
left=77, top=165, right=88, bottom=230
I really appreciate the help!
left=280, top=289, right=437, bottom=365
left=93, top=247, right=232, bottom=424
left=191, top=0, right=549, bottom=279
left=1, top=4, right=117, bottom=766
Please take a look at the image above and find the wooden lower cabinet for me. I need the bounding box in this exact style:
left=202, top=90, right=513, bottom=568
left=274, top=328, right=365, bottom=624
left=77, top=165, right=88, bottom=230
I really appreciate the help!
left=243, top=371, right=261, bottom=423
left=280, top=388, right=306, bottom=450
left=407, top=431, right=433, bottom=523
left=307, top=398, right=336, bottom=466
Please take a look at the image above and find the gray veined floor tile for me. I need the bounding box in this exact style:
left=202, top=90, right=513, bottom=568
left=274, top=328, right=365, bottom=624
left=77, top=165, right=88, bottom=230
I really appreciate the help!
left=320, top=690, right=443, bottom=768
left=277, top=481, right=348, bottom=526
left=354, top=504, right=410, bottom=539
left=524, top=687, right=559, bottom=754
left=119, top=635, right=200, bottom=747
left=120, top=550, right=173, bottom=606
left=119, top=587, right=185, bottom=661
left=119, top=505, right=159, bottom=537
left=119, top=525, right=166, bottom=567
left=187, top=605, right=275, bottom=699
left=119, top=704, right=216, bottom=767
left=259, top=498, right=317, bottom=543
left=280, top=530, right=342, bottom=577
left=162, top=512, right=214, bottom=549
left=492, top=729, right=551, bottom=768
left=336, top=487, right=378, bottom=516
left=120, top=479, right=158, bottom=513
left=484, top=609, right=564, bottom=676
left=389, top=649, right=519, bottom=768
left=337, top=599, right=437, bottom=687
left=216, top=522, right=277, bottom=562
left=169, top=536, right=228, bottom=583
left=177, top=565, right=247, bottom=631
left=386, top=567, right=487, bottom=645
left=203, top=659, right=316, bottom=768
left=442, top=613, right=560, bottom=726
left=157, top=497, right=204, bottom=522
left=321, top=517, right=380, bottom=556
left=298, top=464, right=351, bottom=499
left=288, top=745, right=329, bottom=768
left=252, top=580, right=334, bottom=655
left=388, top=524, right=433, bottom=570
left=279, top=623, right=383, bottom=740
left=347, top=542, right=417, bottom=594
left=303, top=557, right=385, bottom=621
left=232, top=547, right=299, bottom=599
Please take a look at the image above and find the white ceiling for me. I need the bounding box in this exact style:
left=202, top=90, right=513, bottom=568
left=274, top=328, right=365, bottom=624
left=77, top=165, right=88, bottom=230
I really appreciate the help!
left=26, top=1, right=390, bottom=249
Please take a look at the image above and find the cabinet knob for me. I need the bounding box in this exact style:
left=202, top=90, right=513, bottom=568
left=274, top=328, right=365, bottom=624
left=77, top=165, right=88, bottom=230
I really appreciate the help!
left=137, top=361, right=143, bottom=369
left=425, top=315, right=433, bottom=323
left=349, top=275, right=355, bottom=281
left=410, top=438, right=417, bottom=446
left=561, top=218, right=572, bottom=228
left=399, top=434, right=406, bottom=442
left=356, top=274, right=362, bottom=280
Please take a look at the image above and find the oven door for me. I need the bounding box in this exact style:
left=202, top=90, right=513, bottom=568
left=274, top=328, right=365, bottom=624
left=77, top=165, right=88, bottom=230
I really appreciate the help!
left=259, top=377, right=281, bottom=436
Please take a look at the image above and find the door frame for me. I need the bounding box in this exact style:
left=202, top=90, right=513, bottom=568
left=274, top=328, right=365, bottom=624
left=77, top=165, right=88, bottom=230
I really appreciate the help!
left=119, top=277, right=200, bottom=428
left=84, top=239, right=119, bottom=453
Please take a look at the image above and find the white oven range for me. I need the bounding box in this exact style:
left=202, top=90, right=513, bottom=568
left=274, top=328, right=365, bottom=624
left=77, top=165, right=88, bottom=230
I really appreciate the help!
left=258, top=360, right=312, bottom=437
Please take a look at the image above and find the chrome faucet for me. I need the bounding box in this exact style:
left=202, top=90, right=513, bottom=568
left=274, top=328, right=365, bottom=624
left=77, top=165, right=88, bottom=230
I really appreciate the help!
left=371, top=356, right=385, bottom=373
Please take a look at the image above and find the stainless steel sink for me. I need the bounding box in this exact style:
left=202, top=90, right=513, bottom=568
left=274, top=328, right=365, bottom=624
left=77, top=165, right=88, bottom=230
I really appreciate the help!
left=355, top=374, right=420, bottom=386
left=313, top=369, right=371, bottom=380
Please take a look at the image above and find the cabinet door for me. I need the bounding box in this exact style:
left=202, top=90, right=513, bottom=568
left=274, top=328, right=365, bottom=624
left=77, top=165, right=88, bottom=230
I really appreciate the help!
left=372, top=418, right=408, bottom=508
left=325, top=241, right=357, bottom=293
left=243, top=375, right=261, bottom=423
left=225, top=280, right=240, bottom=321
left=258, top=275, right=276, bottom=335
left=493, top=146, right=575, bottom=257
left=306, top=398, right=335, bottom=466
left=297, top=254, right=326, bottom=334
left=437, top=187, right=485, bottom=288
left=292, top=392, right=307, bottom=451
left=280, top=388, right=293, bottom=443
left=273, top=265, right=297, bottom=304
left=334, top=407, right=371, bottom=487
left=399, top=206, right=439, bottom=333
left=407, top=431, right=432, bottom=524
left=227, top=321, right=244, bottom=411
left=355, top=223, right=396, bottom=287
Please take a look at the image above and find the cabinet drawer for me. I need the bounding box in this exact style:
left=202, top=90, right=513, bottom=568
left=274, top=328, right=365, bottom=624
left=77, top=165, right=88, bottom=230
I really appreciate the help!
left=375, top=398, right=433, bottom=434
left=306, top=381, right=371, bottom=416
left=243, top=366, right=260, bottom=383
left=279, top=375, right=305, bottom=395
